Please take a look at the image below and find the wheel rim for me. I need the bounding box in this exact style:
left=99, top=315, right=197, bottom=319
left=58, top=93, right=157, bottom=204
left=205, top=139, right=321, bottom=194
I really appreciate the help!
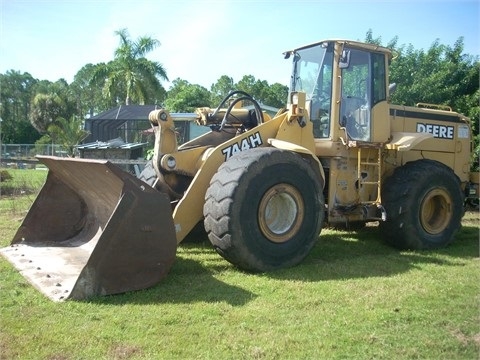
left=420, top=188, right=453, bottom=235
left=258, top=184, right=304, bottom=243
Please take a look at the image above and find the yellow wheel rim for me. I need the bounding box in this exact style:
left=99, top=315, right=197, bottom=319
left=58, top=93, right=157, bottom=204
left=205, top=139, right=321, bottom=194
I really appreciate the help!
left=258, top=184, right=304, bottom=243
left=420, top=188, right=452, bottom=235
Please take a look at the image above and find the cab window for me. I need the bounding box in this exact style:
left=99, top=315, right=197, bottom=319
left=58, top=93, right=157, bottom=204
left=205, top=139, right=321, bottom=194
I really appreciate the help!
left=340, top=48, right=371, bottom=141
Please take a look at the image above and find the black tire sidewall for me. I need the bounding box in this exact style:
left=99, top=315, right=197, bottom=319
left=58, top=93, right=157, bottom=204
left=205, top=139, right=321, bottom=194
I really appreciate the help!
left=206, top=148, right=324, bottom=271
left=381, top=160, right=464, bottom=249
left=235, top=158, right=322, bottom=267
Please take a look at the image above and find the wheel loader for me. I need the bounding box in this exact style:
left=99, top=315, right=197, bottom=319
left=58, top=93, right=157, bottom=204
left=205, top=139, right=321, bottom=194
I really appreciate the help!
left=1, top=39, right=478, bottom=301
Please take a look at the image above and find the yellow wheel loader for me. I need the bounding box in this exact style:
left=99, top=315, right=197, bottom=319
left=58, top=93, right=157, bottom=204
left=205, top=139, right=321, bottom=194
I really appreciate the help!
left=1, top=40, right=478, bottom=301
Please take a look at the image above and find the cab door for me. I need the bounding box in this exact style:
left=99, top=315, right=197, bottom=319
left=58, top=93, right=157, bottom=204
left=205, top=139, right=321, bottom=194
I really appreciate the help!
left=339, top=48, right=390, bottom=143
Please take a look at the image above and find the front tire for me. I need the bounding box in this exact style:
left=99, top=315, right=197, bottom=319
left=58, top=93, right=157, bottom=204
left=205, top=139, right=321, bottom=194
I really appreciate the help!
left=380, top=160, right=464, bottom=250
left=203, top=148, right=324, bottom=271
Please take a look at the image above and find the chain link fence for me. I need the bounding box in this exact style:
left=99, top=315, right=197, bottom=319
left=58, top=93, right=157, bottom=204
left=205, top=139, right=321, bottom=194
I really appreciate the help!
left=0, top=144, right=70, bottom=169
left=0, top=144, right=146, bottom=175
left=1, top=144, right=69, bottom=159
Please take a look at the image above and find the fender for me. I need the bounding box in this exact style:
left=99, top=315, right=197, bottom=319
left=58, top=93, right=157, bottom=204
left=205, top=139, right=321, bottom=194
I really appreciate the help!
left=172, top=115, right=287, bottom=243
left=268, top=138, right=325, bottom=189
left=386, top=131, right=434, bottom=151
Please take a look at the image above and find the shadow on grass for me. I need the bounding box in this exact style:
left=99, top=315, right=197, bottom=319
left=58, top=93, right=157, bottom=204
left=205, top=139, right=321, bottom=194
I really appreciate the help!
left=85, top=224, right=478, bottom=306
left=87, top=255, right=257, bottom=306
left=267, top=224, right=479, bottom=282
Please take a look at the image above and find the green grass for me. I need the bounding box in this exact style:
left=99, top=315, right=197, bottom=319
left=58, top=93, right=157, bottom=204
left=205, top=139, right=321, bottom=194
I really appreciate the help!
left=0, top=169, right=479, bottom=359
left=0, top=167, right=47, bottom=197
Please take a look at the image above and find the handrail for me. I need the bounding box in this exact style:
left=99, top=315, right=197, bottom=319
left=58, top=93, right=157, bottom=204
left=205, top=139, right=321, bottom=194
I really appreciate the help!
left=416, top=102, right=452, bottom=112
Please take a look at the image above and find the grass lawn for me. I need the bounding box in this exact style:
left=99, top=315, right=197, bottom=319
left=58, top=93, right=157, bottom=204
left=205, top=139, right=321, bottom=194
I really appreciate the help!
left=0, top=169, right=479, bottom=359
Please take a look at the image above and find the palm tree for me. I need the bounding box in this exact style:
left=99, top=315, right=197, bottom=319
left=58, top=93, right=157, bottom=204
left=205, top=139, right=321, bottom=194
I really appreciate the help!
left=47, top=116, right=89, bottom=157
left=93, top=28, right=168, bottom=105
left=30, top=93, right=66, bottom=133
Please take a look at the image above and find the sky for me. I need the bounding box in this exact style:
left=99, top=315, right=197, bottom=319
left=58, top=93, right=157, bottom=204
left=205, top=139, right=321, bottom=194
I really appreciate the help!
left=0, top=0, right=479, bottom=90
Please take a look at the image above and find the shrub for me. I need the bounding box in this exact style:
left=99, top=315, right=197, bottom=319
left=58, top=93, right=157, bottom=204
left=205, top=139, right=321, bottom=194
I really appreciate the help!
left=0, top=170, right=12, bottom=182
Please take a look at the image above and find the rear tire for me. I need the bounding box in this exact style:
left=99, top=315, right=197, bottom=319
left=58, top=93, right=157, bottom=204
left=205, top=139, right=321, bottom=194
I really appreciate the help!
left=203, top=148, right=324, bottom=272
left=380, top=159, right=464, bottom=250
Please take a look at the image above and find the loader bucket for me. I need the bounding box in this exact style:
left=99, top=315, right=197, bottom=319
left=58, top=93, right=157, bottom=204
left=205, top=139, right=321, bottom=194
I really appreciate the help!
left=0, top=156, right=177, bottom=301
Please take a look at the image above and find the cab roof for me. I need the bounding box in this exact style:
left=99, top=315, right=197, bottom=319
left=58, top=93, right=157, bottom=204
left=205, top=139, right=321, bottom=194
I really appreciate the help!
left=284, top=39, right=393, bottom=58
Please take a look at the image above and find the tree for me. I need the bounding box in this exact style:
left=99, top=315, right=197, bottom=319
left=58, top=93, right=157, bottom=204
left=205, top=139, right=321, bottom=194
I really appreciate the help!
left=71, top=64, right=110, bottom=119
left=164, top=78, right=211, bottom=112
left=0, top=70, right=39, bottom=143
left=234, top=75, right=288, bottom=108
left=210, top=75, right=235, bottom=105
left=29, top=93, right=67, bottom=134
left=28, top=79, right=76, bottom=135
left=364, top=28, right=398, bottom=49
left=259, top=82, right=289, bottom=108
left=92, top=28, right=168, bottom=106
left=236, top=75, right=257, bottom=97
left=387, top=37, right=479, bottom=136
left=364, top=31, right=479, bottom=122
left=45, top=116, right=89, bottom=157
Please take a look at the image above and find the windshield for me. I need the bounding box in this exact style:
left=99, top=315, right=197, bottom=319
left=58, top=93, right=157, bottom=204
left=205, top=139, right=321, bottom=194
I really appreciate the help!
left=290, top=43, right=333, bottom=101
left=289, top=42, right=334, bottom=138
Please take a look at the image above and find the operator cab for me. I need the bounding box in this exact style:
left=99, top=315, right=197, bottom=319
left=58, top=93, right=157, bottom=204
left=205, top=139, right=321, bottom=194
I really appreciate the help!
left=287, top=40, right=390, bottom=143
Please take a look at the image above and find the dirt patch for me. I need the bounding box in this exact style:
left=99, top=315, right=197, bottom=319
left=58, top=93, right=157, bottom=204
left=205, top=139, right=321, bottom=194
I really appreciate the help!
left=109, top=344, right=143, bottom=359
left=473, top=333, right=480, bottom=346
left=47, top=355, right=71, bottom=360
left=450, top=328, right=480, bottom=347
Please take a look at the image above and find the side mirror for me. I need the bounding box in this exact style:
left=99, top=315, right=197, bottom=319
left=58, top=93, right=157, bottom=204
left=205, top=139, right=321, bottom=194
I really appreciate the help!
left=339, top=50, right=351, bottom=69
left=389, top=83, right=397, bottom=95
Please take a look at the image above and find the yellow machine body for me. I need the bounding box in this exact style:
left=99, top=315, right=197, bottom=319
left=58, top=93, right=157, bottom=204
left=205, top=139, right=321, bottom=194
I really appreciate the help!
left=1, top=40, right=476, bottom=300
